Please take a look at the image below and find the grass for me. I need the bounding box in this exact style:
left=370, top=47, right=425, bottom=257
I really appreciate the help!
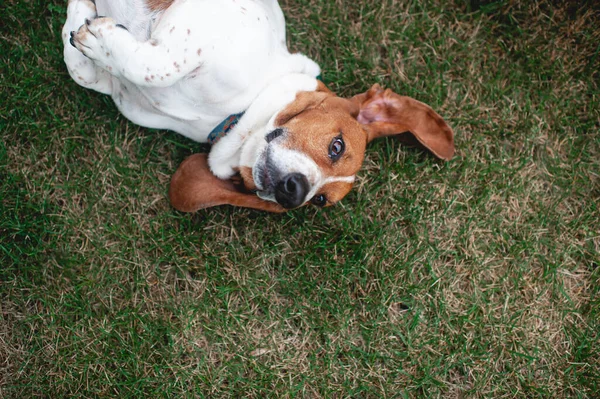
left=1, top=0, right=599, bottom=397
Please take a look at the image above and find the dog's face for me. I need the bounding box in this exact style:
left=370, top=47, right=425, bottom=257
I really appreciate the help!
left=237, top=83, right=455, bottom=210
left=239, top=90, right=367, bottom=209
left=169, top=83, right=455, bottom=213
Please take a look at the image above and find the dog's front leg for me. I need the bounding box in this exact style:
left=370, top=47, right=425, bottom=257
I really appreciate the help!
left=62, top=0, right=112, bottom=94
left=70, top=17, right=203, bottom=88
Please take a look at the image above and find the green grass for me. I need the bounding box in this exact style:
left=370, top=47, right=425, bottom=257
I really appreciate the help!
left=1, top=0, right=599, bottom=397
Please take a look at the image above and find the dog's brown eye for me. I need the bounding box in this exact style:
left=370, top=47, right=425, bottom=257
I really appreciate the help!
left=329, top=135, right=345, bottom=161
left=311, top=194, right=327, bottom=207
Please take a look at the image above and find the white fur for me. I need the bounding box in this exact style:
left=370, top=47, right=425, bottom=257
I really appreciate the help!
left=63, top=0, right=330, bottom=205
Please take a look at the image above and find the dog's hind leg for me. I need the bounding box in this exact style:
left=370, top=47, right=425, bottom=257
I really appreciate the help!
left=62, top=0, right=113, bottom=94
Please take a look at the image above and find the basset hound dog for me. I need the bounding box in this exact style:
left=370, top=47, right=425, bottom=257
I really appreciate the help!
left=63, top=0, right=455, bottom=213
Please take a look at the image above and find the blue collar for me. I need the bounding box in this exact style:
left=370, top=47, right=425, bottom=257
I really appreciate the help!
left=206, top=75, right=324, bottom=145
left=206, top=111, right=245, bottom=145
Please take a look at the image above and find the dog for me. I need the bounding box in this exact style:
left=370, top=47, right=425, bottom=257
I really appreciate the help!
left=63, top=0, right=455, bottom=213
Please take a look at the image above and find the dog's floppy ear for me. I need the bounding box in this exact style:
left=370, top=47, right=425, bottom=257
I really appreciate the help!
left=169, top=154, right=285, bottom=213
left=351, top=84, right=454, bottom=160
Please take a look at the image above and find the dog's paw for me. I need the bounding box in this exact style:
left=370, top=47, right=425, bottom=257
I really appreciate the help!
left=70, top=17, right=124, bottom=70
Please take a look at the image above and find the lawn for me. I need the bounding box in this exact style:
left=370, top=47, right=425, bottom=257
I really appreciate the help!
left=1, top=0, right=599, bottom=397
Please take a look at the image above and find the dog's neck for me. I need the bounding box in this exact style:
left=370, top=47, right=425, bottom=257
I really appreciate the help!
left=207, top=73, right=319, bottom=180
left=206, top=111, right=246, bottom=145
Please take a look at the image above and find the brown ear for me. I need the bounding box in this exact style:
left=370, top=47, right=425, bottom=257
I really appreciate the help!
left=351, top=84, right=455, bottom=160
left=169, top=154, right=286, bottom=213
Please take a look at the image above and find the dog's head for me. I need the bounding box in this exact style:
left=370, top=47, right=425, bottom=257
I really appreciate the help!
left=170, top=83, right=454, bottom=213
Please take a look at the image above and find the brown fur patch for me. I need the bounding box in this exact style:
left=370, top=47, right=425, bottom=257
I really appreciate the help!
left=276, top=91, right=367, bottom=174
left=240, top=166, right=257, bottom=191
left=146, top=0, right=174, bottom=12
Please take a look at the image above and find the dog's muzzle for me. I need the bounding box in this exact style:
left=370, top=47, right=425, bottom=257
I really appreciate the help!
left=275, top=173, right=309, bottom=209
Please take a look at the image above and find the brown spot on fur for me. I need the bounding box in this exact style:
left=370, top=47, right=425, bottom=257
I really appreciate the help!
left=188, top=66, right=202, bottom=78
left=197, top=48, right=202, bottom=56
left=169, top=26, right=175, bottom=34
left=187, top=29, right=191, bottom=35
left=149, top=39, right=158, bottom=46
left=145, top=76, right=151, bottom=82
left=146, top=0, right=174, bottom=11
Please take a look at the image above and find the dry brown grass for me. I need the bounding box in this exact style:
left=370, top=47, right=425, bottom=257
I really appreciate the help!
left=1, top=0, right=599, bottom=397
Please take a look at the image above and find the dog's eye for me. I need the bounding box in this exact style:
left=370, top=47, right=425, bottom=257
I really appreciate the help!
left=329, top=135, right=345, bottom=161
left=311, top=194, right=327, bottom=207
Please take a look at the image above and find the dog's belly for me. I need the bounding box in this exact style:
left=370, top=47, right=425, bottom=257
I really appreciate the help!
left=110, top=75, right=264, bottom=141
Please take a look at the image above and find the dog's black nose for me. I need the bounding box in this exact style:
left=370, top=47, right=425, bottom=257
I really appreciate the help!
left=275, top=173, right=309, bottom=209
